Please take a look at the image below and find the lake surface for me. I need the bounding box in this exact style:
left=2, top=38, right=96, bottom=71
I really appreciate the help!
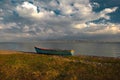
left=0, top=41, right=120, bottom=57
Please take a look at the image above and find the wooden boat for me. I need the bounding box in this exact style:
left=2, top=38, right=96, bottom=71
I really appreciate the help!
left=34, top=47, right=74, bottom=56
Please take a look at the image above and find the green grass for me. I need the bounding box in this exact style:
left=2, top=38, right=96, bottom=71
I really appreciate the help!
left=0, top=52, right=120, bottom=80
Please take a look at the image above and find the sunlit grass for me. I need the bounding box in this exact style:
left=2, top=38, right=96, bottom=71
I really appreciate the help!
left=0, top=51, right=120, bottom=80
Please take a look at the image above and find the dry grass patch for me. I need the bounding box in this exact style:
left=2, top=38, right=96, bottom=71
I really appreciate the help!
left=0, top=51, right=120, bottom=80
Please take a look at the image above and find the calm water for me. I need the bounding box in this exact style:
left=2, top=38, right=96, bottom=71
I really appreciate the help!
left=0, top=41, right=120, bottom=57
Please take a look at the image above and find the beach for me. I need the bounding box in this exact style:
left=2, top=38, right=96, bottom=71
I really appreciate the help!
left=0, top=50, right=23, bottom=54
left=0, top=50, right=120, bottom=80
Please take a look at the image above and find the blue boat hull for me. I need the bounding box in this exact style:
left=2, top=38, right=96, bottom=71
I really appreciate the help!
left=34, top=47, right=74, bottom=56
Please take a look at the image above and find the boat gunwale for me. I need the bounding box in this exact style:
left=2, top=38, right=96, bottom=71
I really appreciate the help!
left=34, top=47, right=73, bottom=52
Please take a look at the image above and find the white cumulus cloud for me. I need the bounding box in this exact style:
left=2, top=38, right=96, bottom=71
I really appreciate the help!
left=85, top=23, right=120, bottom=35
left=16, top=1, right=54, bottom=20
left=0, top=0, right=119, bottom=41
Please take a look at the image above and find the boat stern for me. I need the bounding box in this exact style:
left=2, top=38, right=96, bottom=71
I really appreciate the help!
left=70, top=50, right=74, bottom=55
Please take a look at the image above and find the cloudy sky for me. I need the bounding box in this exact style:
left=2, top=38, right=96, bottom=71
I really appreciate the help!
left=0, top=0, right=120, bottom=42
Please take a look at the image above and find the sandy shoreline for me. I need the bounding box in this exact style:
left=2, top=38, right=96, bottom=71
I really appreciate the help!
left=0, top=50, right=23, bottom=54
left=0, top=50, right=119, bottom=59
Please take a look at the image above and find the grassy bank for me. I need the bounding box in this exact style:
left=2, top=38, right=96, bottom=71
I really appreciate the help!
left=0, top=50, right=120, bottom=80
